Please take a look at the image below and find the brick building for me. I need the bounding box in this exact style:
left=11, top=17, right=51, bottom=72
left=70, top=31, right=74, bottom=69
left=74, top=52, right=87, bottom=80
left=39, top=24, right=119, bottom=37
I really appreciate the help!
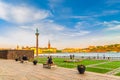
left=0, top=50, right=34, bottom=60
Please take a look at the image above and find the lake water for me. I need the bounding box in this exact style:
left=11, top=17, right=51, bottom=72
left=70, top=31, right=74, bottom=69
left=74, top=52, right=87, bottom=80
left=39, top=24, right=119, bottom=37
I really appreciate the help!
left=37, top=52, right=120, bottom=60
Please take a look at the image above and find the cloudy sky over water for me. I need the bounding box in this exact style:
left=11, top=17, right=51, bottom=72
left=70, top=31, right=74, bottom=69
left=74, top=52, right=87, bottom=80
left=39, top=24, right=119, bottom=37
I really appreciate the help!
left=0, top=0, right=120, bottom=49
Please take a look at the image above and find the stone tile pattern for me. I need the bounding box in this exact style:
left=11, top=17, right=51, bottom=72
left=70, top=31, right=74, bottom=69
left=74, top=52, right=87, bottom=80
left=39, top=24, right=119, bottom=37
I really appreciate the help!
left=0, top=60, right=120, bottom=80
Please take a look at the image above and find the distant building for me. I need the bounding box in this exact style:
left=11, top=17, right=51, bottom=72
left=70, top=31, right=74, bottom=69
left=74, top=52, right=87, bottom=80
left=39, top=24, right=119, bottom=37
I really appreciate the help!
left=62, top=48, right=81, bottom=53
left=22, top=40, right=57, bottom=54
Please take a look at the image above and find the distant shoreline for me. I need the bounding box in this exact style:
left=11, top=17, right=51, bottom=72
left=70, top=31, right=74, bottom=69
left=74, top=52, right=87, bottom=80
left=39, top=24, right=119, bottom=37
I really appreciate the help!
left=34, top=52, right=120, bottom=60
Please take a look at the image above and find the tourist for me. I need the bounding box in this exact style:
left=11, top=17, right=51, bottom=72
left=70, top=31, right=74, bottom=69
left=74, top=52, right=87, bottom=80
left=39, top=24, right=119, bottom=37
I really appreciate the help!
left=47, top=56, right=53, bottom=65
left=103, top=54, right=105, bottom=59
left=72, top=54, right=75, bottom=59
left=70, top=55, right=72, bottom=59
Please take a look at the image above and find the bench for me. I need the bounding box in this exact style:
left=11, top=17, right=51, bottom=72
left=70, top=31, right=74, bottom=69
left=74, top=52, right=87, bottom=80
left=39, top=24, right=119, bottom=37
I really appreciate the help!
left=43, top=64, right=57, bottom=69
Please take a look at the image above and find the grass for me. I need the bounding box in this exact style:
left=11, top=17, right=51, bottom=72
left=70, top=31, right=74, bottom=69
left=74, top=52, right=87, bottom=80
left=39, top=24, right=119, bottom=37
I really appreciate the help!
left=95, top=61, right=120, bottom=69
left=115, top=72, right=120, bottom=76
left=35, top=57, right=107, bottom=68
left=86, top=67, right=111, bottom=73
left=35, top=57, right=120, bottom=74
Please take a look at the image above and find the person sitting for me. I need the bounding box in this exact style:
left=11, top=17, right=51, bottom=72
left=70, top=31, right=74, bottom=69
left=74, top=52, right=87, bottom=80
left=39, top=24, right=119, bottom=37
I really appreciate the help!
left=43, top=56, right=56, bottom=69
left=47, top=56, right=53, bottom=65
left=21, top=55, right=28, bottom=63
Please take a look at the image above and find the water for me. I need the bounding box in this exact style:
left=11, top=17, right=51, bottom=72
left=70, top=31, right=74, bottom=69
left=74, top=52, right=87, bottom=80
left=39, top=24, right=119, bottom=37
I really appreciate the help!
left=38, top=52, right=120, bottom=57
left=37, top=52, right=120, bottom=60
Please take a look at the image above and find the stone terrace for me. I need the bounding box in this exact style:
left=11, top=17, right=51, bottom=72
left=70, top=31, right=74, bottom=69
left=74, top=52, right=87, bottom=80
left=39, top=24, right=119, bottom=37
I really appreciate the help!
left=0, top=59, right=120, bottom=80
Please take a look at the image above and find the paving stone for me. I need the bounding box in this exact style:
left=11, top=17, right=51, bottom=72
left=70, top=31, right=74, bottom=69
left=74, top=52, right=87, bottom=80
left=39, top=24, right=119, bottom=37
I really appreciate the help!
left=0, top=59, right=120, bottom=80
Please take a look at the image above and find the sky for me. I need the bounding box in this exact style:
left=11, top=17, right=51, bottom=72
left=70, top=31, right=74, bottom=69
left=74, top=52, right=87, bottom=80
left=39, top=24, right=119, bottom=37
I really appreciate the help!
left=0, top=0, right=120, bottom=49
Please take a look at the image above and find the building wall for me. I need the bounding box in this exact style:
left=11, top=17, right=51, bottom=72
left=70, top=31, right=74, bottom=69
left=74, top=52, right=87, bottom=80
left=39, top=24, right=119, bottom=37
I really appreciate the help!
left=0, top=50, right=34, bottom=60
left=30, top=47, right=57, bottom=54
left=0, top=50, right=8, bottom=59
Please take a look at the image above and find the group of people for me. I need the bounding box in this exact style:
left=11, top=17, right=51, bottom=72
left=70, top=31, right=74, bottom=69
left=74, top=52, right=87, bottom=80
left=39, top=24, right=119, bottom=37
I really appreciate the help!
left=70, top=55, right=75, bottom=59
left=17, top=55, right=53, bottom=65
left=22, top=55, right=54, bottom=65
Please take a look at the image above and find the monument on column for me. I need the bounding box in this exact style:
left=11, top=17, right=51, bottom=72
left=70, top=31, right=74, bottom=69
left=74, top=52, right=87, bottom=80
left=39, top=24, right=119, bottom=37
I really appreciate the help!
left=35, top=28, right=39, bottom=57
left=48, top=40, right=51, bottom=49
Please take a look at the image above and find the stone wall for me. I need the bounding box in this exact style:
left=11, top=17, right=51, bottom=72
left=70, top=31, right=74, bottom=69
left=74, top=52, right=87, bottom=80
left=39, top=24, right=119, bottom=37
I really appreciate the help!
left=0, top=50, right=34, bottom=60
left=0, top=50, right=8, bottom=59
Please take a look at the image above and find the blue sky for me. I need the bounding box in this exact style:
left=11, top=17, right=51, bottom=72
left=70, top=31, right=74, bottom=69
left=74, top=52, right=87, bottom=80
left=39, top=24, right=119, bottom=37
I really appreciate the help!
left=0, top=0, right=120, bottom=49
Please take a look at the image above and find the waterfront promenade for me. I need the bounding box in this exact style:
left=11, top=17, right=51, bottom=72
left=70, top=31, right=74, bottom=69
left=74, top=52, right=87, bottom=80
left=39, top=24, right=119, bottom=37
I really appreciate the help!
left=0, top=59, right=120, bottom=80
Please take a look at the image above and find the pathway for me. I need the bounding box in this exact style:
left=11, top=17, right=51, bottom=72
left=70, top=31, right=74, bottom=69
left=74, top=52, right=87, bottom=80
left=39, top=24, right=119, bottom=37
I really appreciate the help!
left=106, top=67, right=120, bottom=75
left=0, top=59, right=120, bottom=80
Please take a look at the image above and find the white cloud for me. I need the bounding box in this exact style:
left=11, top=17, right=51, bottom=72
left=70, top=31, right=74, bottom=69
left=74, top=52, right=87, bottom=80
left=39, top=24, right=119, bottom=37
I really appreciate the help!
left=0, top=1, right=51, bottom=24
left=63, top=30, right=90, bottom=37
left=74, top=21, right=102, bottom=30
left=91, top=10, right=120, bottom=18
left=75, top=21, right=89, bottom=29
left=36, top=21, right=90, bottom=37
left=103, top=20, right=120, bottom=31
left=107, top=25, right=120, bottom=30
left=1, top=21, right=66, bottom=48
left=70, top=10, right=120, bottom=21
left=69, top=16, right=91, bottom=20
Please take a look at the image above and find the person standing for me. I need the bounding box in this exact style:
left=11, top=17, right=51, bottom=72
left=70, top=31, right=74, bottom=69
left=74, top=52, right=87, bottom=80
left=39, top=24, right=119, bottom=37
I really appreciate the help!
left=73, top=54, right=75, bottom=59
